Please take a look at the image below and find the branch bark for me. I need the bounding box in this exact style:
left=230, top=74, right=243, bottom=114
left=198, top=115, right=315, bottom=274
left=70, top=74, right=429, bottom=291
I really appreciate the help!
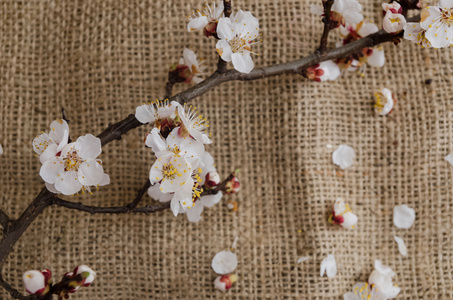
left=0, top=210, right=10, bottom=230
left=317, top=0, right=335, bottom=53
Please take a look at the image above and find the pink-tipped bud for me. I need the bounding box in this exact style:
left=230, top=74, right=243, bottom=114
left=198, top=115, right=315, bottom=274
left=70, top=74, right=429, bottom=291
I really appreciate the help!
left=305, top=61, right=340, bottom=82
left=225, top=176, right=240, bottom=194
left=214, top=274, right=238, bottom=292
left=203, top=21, right=218, bottom=38
left=382, top=2, right=403, bottom=14
left=23, top=269, right=51, bottom=295
left=73, top=265, right=96, bottom=287
left=205, top=171, right=220, bottom=187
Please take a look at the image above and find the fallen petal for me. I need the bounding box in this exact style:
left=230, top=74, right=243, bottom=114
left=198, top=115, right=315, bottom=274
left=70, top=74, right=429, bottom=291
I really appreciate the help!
left=393, top=204, right=415, bottom=229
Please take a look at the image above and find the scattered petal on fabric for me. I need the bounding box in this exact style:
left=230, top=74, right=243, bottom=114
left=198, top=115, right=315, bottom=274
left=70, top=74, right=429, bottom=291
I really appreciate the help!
left=212, top=250, right=238, bottom=275
left=394, top=235, right=408, bottom=256
left=374, top=87, right=395, bottom=115
left=332, top=144, right=355, bottom=169
left=297, top=256, right=309, bottom=264
left=0, top=144, right=3, bottom=155
left=343, top=282, right=382, bottom=300
left=330, top=198, right=358, bottom=229
left=320, top=254, right=337, bottom=278
left=369, top=260, right=400, bottom=299
left=393, top=204, right=415, bottom=229
left=445, top=153, right=453, bottom=166
left=214, top=274, right=238, bottom=292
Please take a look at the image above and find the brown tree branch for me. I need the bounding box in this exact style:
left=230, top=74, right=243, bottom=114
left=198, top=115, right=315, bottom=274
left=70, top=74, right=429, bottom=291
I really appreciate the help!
left=0, top=210, right=10, bottom=230
left=127, top=180, right=152, bottom=208
left=216, top=0, right=232, bottom=73
left=317, top=0, right=335, bottom=53
left=0, top=275, right=37, bottom=300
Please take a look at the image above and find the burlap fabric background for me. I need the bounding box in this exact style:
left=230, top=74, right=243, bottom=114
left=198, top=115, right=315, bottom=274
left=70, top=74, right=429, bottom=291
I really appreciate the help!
left=0, top=0, right=452, bottom=299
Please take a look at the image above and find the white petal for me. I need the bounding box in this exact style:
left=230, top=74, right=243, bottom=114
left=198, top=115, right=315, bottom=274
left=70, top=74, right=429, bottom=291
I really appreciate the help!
left=75, top=265, right=96, bottom=285
left=425, top=24, right=453, bottom=48
left=159, top=157, right=193, bottom=193
left=183, top=48, right=198, bottom=69
left=40, top=157, right=65, bottom=184
left=147, top=183, right=173, bottom=202
left=383, top=12, right=406, bottom=34
left=297, top=256, right=309, bottom=264
left=187, top=16, right=209, bottom=32
left=23, top=270, right=46, bottom=294
left=318, top=60, right=341, bottom=81
left=439, top=0, right=453, bottom=9
left=216, top=39, right=233, bottom=62
left=231, top=53, right=254, bottom=74
left=0, top=144, right=3, bottom=155
left=33, top=133, right=54, bottom=155
left=445, top=153, right=453, bottom=165
left=216, top=17, right=234, bottom=40
left=333, top=198, right=346, bottom=215
left=135, top=104, right=157, bottom=124
left=358, top=22, right=379, bottom=36
left=98, top=174, right=110, bottom=186
left=343, top=292, right=360, bottom=300
left=341, top=212, right=358, bottom=229
left=48, top=119, right=69, bottom=145
left=373, top=259, right=396, bottom=276
left=310, top=4, right=324, bottom=16
left=74, top=134, right=102, bottom=160
left=404, top=22, right=422, bottom=43
left=211, top=250, right=238, bottom=275
left=200, top=192, right=223, bottom=208
left=186, top=202, right=204, bottom=222
left=170, top=197, right=180, bottom=216
left=45, top=182, right=59, bottom=194
left=214, top=277, right=227, bottom=292
left=420, top=6, right=441, bottom=31
left=54, top=170, right=82, bottom=195
left=394, top=235, right=408, bottom=256
left=145, top=128, right=167, bottom=153
left=320, top=254, right=337, bottom=278
left=173, top=177, right=194, bottom=209
left=393, top=204, right=415, bottom=229
left=39, top=143, right=58, bottom=164
left=78, top=161, right=104, bottom=186
left=367, top=48, right=385, bottom=67
left=332, top=144, right=355, bottom=169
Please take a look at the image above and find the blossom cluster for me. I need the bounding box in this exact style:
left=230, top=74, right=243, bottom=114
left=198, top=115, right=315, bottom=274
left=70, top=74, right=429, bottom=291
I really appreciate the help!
left=136, top=100, right=238, bottom=222
left=188, top=1, right=261, bottom=74
left=33, top=119, right=109, bottom=195
left=23, top=265, right=95, bottom=298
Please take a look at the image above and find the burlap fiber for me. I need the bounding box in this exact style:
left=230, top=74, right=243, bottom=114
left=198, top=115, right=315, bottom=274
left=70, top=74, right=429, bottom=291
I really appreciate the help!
left=0, top=0, right=452, bottom=299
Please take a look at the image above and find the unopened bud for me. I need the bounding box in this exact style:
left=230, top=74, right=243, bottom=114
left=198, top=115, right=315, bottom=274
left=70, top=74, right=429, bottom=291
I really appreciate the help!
left=205, top=171, right=220, bottom=187
left=225, top=176, right=240, bottom=194
left=23, top=269, right=51, bottom=295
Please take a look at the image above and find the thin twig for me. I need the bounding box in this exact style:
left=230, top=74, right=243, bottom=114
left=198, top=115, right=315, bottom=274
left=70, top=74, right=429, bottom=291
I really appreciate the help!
left=127, top=180, right=152, bottom=209
left=216, top=0, right=232, bottom=73
left=201, top=172, right=235, bottom=196
left=317, top=0, right=335, bottom=53
left=0, top=210, right=10, bottom=230
left=164, top=80, right=176, bottom=100
left=51, top=198, right=170, bottom=214
left=223, top=0, right=232, bottom=18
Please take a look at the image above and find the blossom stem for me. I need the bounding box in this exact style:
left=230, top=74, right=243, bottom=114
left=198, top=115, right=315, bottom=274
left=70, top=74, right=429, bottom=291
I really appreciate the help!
left=317, top=0, right=335, bottom=53
left=51, top=198, right=170, bottom=214
left=216, top=0, right=232, bottom=73
left=127, top=180, right=152, bottom=209
left=201, top=172, right=235, bottom=196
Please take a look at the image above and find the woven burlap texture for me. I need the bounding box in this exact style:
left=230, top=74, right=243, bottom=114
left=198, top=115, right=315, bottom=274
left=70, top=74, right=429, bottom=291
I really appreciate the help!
left=0, top=0, right=452, bottom=299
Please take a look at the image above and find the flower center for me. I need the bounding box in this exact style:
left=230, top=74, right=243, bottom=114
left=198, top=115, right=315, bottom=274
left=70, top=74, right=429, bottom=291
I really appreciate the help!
left=64, top=151, right=82, bottom=171
left=229, top=36, right=252, bottom=53
left=162, top=163, right=180, bottom=181
left=441, top=9, right=453, bottom=26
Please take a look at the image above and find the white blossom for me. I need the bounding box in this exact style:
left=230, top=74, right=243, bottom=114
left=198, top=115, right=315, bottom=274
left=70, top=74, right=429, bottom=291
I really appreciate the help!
left=394, top=235, right=408, bottom=256
left=368, top=260, right=400, bottom=299
left=187, top=1, right=224, bottom=33
left=343, top=282, right=383, bottom=300
left=420, top=1, right=453, bottom=48
left=330, top=198, right=358, bottom=229
left=216, top=10, right=260, bottom=73
left=36, top=121, right=110, bottom=195
left=393, top=204, right=415, bottom=229
left=306, top=60, right=341, bottom=82
left=383, top=11, right=406, bottom=34
left=404, top=22, right=432, bottom=48
left=23, top=269, right=51, bottom=295
left=135, top=100, right=180, bottom=125
left=177, top=103, right=212, bottom=144
left=320, top=254, right=337, bottom=278
left=331, top=0, right=363, bottom=25
left=332, top=144, right=355, bottom=170
left=374, top=88, right=395, bottom=115
left=212, top=250, right=238, bottom=275
left=178, top=48, right=206, bottom=84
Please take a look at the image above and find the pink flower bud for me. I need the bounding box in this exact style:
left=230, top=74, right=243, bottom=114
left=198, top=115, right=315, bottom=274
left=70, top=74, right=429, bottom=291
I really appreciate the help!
left=214, top=274, right=238, bottom=291
left=382, top=2, right=403, bottom=14
left=305, top=61, right=341, bottom=82
left=23, top=269, right=51, bottom=295
left=205, top=171, right=220, bottom=187
left=225, top=176, right=240, bottom=194
left=73, top=265, right=96, bottom=287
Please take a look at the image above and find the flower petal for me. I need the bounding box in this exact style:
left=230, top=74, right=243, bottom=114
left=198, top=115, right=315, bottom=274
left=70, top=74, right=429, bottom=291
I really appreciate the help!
left=33, top=133, right=54, bottom=156
left=159, top=156, right=193, bottom=193
left=393, top=204, right=415, bottom=229
left=39, top=143, right=58, bottom=164
left=420, top=6, right=441, bottom=30
left=48, top=119, right=69, bottom=145
left=211, top=250, right=238, bottom=275
left=358, top=22, right=378, bottom=36
left=445, top=153, right=453, bottom=165
left=320, top=254, right=337, bottom=278
left=332, top=144, right=355, bottom=169
left=394, top=235, right=408, bottom=256
left=39, top=157, right=65, bottom=184
left=74, top=134, right=102, bottom=160
left=231, top=52, right=254, bottom=74
left=135, top=104, right=157, bottom=124
left=367, top=47, right=385, bottom=67
left=98, top=174, right=110, bottom=186
left=187, top=16, right=209, bottom=32
left=216, top=39, right=233, bottom=62
left=45, top=182, right=59, bottom=194
left=145, top=128, right=167, bottom=153
left=216, top=17, right=234, bottom=40
left=170, top=197, right=180, bottom=216
left=341, top=212, right=358, bottom=229
left=78, top=161, right=104, bottom=186
left=147, top=183, right=173, bottom=202
left=425, top=24, right=453, bottom=48
left=200, top=192, right=223, bottom=208
left=186, top=202, right=204, bottom=222
left=54, top=170, right=82, bottom=195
